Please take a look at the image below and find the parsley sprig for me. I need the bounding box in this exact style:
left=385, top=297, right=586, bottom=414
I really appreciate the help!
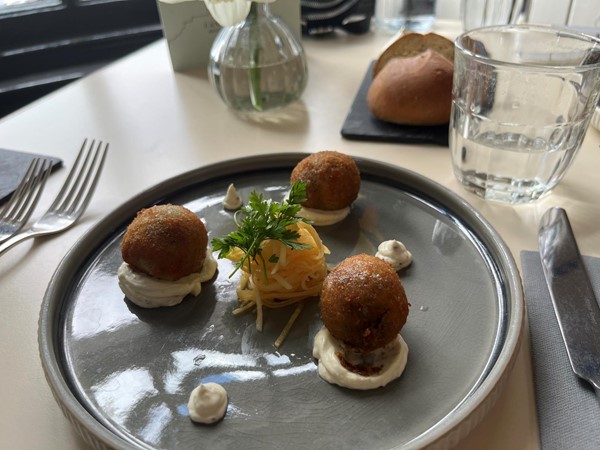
left=211, top=181, right=311, bottom=278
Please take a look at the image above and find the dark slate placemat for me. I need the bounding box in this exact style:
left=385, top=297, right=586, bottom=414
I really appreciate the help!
left=341, top=61, right=450, bottom=147
left=0, top=148, right=63, bottom=204
left=521, top=250, right=600, bottom=450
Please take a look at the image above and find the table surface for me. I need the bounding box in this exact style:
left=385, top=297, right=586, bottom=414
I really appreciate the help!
left=1, top=19, right=599, bottom=450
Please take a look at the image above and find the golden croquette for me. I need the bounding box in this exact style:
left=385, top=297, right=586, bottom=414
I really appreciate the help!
left=319, top=254, right=409, bottom=353
left=121, top=204, right=208, bottom=281
left=290, top=151, right=360, bottom=210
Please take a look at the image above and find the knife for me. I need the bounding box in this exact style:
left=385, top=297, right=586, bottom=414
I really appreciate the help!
left=538, top=207, right=600, bottom=395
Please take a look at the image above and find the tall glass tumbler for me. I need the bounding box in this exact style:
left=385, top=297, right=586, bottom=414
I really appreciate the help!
left=450, top=25, right=600, bottom=204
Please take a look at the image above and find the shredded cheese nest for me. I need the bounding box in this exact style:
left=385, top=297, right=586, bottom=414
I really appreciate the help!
left=227, top=221, right=329, bottom=347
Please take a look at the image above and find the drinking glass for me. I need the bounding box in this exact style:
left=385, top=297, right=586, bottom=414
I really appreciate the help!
left=375, top=0, right=436, bottom=34
left=450, top=25, right=600, bottom=204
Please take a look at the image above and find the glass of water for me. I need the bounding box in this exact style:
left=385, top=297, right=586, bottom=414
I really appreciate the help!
left=450, top=25, right=600, bottom=204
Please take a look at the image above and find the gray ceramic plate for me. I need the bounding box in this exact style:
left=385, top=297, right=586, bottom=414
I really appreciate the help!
left=39, top=154, right=523, bottom=450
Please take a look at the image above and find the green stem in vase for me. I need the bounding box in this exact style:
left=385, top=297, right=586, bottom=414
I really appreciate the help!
left=248, top=3, right=263, bottom=111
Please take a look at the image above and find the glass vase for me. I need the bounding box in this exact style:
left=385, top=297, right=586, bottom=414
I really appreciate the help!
left=208, top=2, right=308, bottom=115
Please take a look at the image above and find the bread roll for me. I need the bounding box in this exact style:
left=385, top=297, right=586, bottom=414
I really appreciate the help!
left=373, top=32, right=454, bottom=77
left=367, top=49, right=454, bottom=126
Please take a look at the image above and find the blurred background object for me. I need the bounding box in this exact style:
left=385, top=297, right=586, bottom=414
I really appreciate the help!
left=439, top=0, right=600, bottom=29
left=1, top=0, right=598, bottom=119
left=301, top=0, right=375, bottom=35
left=461, top=0, right=531, bottom=31
left=0, top=0, right=163, bottom=118
left=374, top=0, right=436, bottom=34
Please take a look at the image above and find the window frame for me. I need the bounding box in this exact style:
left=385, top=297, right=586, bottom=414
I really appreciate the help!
left=1, top=0, right=162, bottom=52
left=0, top=0, right=163, bottom=116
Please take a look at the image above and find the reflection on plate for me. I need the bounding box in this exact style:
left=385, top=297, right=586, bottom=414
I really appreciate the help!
left=39, top=154, right=523, bottom=450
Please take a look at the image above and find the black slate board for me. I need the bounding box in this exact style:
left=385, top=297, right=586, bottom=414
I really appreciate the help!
left=0, top=148, right=63, bottom=204
left=341, top=61, right=449, bottom=147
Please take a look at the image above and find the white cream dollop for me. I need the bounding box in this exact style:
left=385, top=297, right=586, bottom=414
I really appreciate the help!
left=187, top=382, right=228, bottom=424
left=375, top=240, right=412, bottom=270
left=297, top=206, right=350, bottom=226
left=312, top=327, right=408, bottom=390
left=118, top=248, right=218, bottom=308
left=223, top=183, right=242, bottom=211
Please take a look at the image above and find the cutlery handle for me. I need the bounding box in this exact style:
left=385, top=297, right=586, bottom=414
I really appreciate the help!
left=0, top=230, right=37, bottom=257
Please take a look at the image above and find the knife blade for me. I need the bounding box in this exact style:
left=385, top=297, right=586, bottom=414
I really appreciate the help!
left=538, top=207, right=600, bottom=393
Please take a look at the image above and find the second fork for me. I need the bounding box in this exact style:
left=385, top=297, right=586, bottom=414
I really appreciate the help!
left=0, top=158, right=53, bottom=244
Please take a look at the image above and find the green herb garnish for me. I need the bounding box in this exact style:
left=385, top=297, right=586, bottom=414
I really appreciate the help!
left=211, top=181, right=312, bottom=278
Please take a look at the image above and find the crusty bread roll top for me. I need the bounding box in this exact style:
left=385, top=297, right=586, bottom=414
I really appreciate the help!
left=372, top=32, right=454, bottom=77
left=367, top=49, right=454, bottom=126
left=367, top=32, right=454, bottom=126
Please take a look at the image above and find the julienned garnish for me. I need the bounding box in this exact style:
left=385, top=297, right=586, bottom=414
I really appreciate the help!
left=212, top=181, right=311, bottom=277
left=211, top=181, right=329, bottom=347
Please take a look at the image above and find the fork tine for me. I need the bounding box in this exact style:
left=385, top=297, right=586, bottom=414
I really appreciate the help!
left=55, top=139, right=96, bottom=214
left=64, top=140, right=102, bottom=215
left=1, top=158, right=40, bottom=219
left=1, top=158, right=52, bottom=223
left=48, top=138, right=91, bottom=212
left=47, top=139, right=108, bottom=217
left=10, top=158, right=52, bottom=224
left=68, top=141, right=108, bottom=217
left=56, top=140, right=101, bottom=216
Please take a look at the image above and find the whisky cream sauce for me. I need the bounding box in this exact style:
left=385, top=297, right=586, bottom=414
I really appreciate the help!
left=312, top=327, right=408, bottom=390
left=118, top=248, right=217, bottom=308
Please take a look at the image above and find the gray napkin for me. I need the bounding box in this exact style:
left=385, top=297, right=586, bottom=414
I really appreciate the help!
left=0, top=148, right=62, bottom=203
left=521, top=250, right=600, bottom=450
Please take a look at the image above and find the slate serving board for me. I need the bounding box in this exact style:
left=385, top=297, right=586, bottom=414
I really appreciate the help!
left=341, top=61, right=450, bottom=147
left=0, top=148, right=63, bottom=204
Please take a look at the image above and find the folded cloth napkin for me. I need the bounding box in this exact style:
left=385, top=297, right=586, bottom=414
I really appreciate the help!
left=521, top=250, right=600, bottom=450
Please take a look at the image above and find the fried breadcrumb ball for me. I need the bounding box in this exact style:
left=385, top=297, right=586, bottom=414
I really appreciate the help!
left=121, top=204, right=208, bottom=281
left=290, top=151, right=360, bottom=210
left=320, top=254, right=409, bottom=353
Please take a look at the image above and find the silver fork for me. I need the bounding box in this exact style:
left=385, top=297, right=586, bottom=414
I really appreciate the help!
left=0, top=158, right=53, bottom=244
left=0, top=139, right=109, bottom=257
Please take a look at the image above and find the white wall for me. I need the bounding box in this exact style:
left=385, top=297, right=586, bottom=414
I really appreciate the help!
left=436, top=0, right=600, bottom=27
